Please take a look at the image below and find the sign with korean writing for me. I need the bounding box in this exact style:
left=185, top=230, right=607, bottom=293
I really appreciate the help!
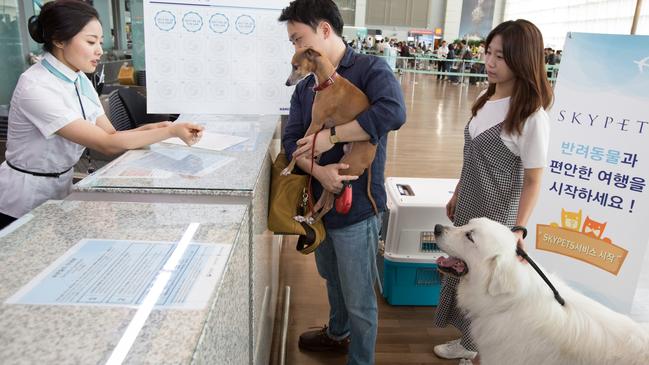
left=528, top=33, right=649, bottom=315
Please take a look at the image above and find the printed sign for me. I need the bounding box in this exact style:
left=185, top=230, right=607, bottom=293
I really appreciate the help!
left=144, top=0, right=293, bottom=114
left=528, top=33, right=649, bottom=315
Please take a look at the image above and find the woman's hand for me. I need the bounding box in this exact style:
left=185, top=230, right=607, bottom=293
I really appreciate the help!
left=446, top=193, right=458, bottom=221
left=315, top=162, right=358, bottom=194
left=513, top=230, right=527, bottom=263
left=171, top=122, right=204, bottom=146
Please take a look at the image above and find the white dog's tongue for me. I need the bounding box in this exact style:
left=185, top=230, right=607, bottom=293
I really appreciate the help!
left=437, top=256, right=467, bottom=275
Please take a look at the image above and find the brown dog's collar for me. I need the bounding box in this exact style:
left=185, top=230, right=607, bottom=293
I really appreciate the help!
left=312, top=71, right=338, bottom=92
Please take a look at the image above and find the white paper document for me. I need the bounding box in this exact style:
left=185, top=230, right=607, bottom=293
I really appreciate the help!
left=163, top=131, right=248, bottom=151
left=175, top=113, right=261, bottom=151
left=6, top=239, right=232, bottom=309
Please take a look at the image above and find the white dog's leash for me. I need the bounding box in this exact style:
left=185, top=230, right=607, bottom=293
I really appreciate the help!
left=513, top=227, right=566, bottom=306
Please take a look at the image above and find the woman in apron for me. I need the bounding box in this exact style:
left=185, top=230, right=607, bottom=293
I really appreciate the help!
left=0, top=0, right=203, bottom=229
left=433, top=19, right=554, bottom=364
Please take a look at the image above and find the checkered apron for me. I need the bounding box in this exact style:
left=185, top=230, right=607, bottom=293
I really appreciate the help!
left=433, top=121, right=523, bottom=351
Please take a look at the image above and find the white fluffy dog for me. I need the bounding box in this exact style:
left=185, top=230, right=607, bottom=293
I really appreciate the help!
left=434, top=217, right=649, bottom=365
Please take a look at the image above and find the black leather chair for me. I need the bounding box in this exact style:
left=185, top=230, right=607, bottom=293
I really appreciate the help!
left=107, top=89, right=132, bottom=131
left=107, top=88, right=172, bottom=131
left=75, top=87, right=177, bottom=180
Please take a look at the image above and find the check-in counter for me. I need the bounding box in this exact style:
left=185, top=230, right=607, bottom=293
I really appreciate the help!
left=68, top=114, right=281, bottom=365
left=0, top=200, right=249, bottom=364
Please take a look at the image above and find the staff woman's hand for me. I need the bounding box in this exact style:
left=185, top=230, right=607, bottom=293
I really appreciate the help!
left=171, top=122, right=204, bottom=146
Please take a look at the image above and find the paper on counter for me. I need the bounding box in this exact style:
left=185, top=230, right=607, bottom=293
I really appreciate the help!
left=6, top=239, right=231, bottom=309
left=163, top=131, right=248, bottom=151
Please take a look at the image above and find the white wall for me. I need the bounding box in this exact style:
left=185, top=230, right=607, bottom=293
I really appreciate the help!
left=429, top=0, right=446, bottom=30
left=443, top=0, right=462, bottom=41
left=355, top=0, right=367, bottom=27
left=363, top=25, right=411, bottom=40
left=492, top=0, right=506, bottom=29
left=360, top=0, right=446, bottom=41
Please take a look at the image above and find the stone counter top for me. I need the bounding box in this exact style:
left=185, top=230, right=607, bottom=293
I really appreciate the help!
left=0, top=200, right=250, bottom=364
left=74, top=114, right=279, bottom=195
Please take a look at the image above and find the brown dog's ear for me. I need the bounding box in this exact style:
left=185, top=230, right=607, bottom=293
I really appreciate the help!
left=304, top=48, right=321, bottom=61
left=486, top=255, right=518, bottom=296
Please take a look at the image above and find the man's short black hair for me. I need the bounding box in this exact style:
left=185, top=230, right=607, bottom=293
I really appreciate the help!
left=278, top=0, right=344, bottom=37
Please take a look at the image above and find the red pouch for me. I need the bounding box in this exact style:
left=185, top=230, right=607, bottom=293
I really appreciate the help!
left=335, top=182, right=352, bottom=214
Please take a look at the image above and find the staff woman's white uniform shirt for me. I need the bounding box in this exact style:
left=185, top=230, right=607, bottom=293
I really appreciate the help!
left=0, top=52, right=104, bottom=218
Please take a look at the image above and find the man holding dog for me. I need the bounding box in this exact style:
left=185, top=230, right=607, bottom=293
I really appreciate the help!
left=279, top=1, right=406, bottom=364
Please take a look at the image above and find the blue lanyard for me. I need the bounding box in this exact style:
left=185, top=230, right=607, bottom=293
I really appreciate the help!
left=41, top=58, right=100, bottom=111
left=74, top=84, right=87, bottom=120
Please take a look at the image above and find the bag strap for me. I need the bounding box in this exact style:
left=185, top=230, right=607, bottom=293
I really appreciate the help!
left=306, top=127, right=325, bottom=213
left=296, top=222, right=317, bottom=253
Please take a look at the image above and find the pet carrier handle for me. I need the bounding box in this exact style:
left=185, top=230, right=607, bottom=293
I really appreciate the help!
left=396, top=184, right=414, bottom=196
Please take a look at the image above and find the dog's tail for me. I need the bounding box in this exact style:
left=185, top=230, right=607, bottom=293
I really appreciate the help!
left=367, top=161, right=379, bottom=215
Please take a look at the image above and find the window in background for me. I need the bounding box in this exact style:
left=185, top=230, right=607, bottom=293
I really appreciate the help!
left=130, top=0, right=144, bottom=70
left=1, top=0, right=28, bottom=106
left=504, top=0, right=649, bottom=50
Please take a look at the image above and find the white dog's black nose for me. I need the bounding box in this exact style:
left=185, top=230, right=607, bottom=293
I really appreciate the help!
left=434, top=224, right=444, bottom=236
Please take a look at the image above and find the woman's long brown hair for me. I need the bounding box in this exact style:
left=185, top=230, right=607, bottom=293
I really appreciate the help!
left=471, top=19, right=553, bottom=135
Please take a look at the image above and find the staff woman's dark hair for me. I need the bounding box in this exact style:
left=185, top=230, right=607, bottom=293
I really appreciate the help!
left=471, top=19, right=553, bottom=135
left=28, top=0, right=100, bottom=52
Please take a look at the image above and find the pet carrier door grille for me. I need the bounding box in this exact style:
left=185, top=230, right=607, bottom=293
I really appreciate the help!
left=420, top=231, right=441, bottom=253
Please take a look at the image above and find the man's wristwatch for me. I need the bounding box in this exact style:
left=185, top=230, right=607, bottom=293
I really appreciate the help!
left=329, top=126, right=340, bottom=144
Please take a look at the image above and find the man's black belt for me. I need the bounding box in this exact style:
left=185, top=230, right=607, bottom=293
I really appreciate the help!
left=6, top=161, right=72, bottom=178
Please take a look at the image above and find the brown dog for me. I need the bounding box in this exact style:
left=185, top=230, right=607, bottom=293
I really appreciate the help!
left=284, top=47, right=377, bottom=223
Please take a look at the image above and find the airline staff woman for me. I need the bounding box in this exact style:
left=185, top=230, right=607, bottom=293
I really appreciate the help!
left=0, top=0, right=203, bottom=229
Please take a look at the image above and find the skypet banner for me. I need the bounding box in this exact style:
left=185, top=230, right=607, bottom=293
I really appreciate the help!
left=528, top=32, right=649, bottom=317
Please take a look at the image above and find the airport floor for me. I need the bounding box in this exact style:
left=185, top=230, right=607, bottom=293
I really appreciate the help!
left=269, top=74, right=486, bottom=365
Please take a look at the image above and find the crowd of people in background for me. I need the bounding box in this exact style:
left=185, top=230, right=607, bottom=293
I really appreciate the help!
left=345, top=35, right=561, bottom=85
left=544, top=47, right=562, bottom=64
